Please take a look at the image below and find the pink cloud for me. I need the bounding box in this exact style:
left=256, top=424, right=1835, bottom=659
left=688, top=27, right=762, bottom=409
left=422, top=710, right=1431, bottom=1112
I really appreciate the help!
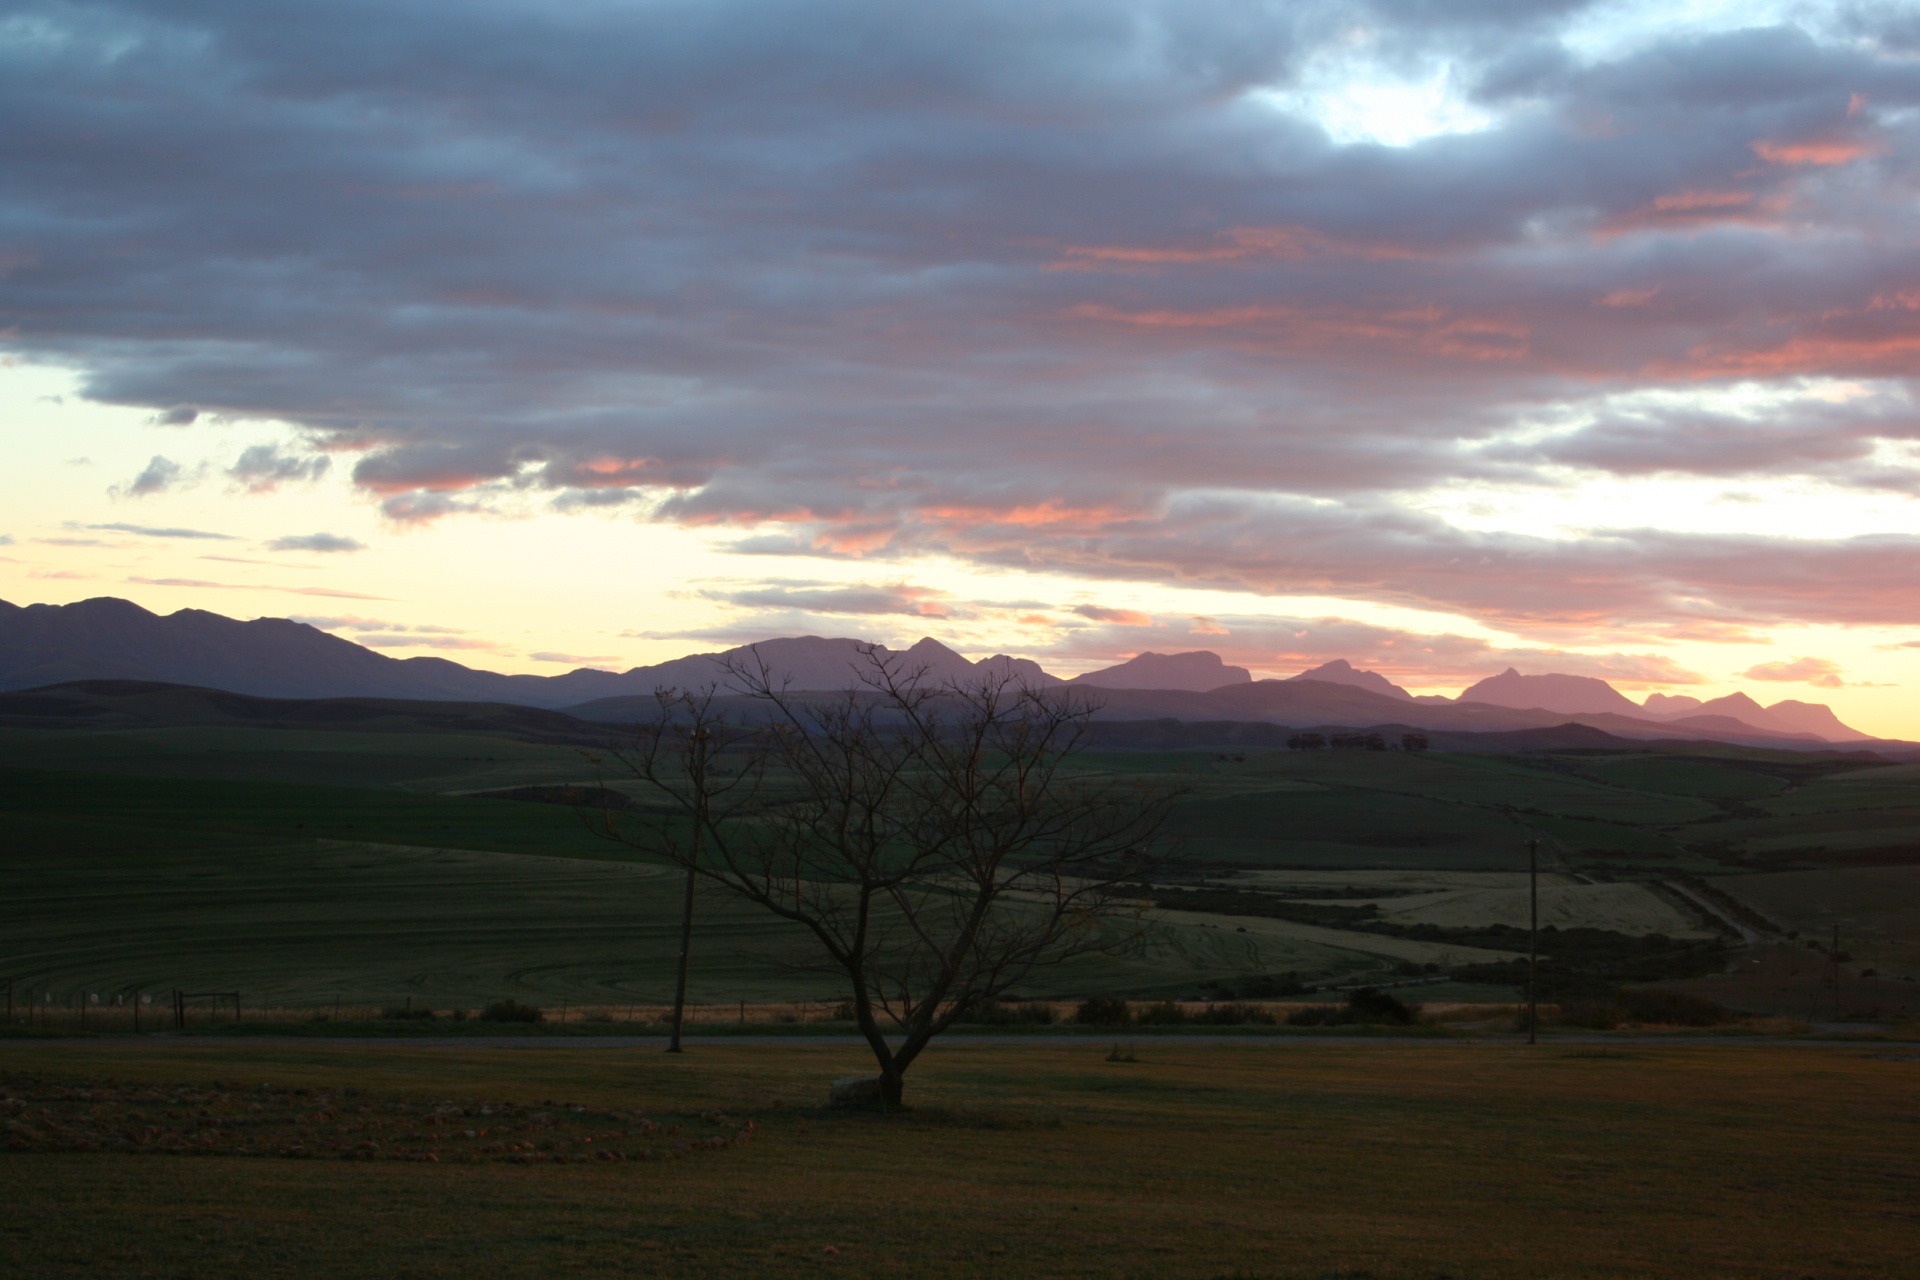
left=1742, top=657, right=1845, bottom=688
left=1071, top=604, right=1154, bottom=626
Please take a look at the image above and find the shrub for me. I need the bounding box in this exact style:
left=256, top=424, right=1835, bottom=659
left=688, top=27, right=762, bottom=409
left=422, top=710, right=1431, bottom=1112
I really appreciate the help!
left=1346, top=988, right=1418, bottom=1025
left=1558, top=999, right=1624, bottom=1030
left=1285, top=989, right=1418, bottom=1027
left=952, top=998, right=1056, bottom=1025
left=1075, top=996, right=1131, bottom=1026
left=1134, top=1000, right=1187, bottom=1025
left=480, top=999, right=544, bottom=1024
left=1192, top=1002, right=1276, bottom=1026
left=381, top=1005, right=436, bottom=1021
left=1616, top=988, right=1726, bottom=1026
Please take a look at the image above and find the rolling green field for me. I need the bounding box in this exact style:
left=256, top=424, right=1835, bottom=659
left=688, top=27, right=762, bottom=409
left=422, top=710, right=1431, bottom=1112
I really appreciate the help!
left=1, top=1039, right=1915, bottom=1278
left=6, top=705, right=1920, bottom=1010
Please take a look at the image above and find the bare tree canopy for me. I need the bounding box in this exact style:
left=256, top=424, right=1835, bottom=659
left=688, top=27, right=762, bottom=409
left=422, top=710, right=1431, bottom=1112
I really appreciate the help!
left=592, top=646, right=1175, bottom=1105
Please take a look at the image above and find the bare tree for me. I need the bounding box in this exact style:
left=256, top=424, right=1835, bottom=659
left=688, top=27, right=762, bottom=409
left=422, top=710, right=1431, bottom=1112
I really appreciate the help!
left=593, top=647, right=1174, bottom=1106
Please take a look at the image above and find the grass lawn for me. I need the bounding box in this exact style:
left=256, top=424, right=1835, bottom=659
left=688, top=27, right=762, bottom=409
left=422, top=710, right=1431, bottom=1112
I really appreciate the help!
left=0, top=1039, right=1914, bottom=1278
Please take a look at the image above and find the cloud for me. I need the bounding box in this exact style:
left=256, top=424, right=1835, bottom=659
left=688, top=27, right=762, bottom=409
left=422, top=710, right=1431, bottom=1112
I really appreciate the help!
left=230, top=444, right=331, bottom=493
left=150, top=406, right=199, bottom=426
left=113, top=456, right=185, bottom=499
left=697, top=580, right=954, bottom=618
left=10, top=4, right=1920, bottom=638
left=1742, top=656, right=1846, bottom=687
left=283, top=586, right=391, bottom=600
left=127, top=576, right=389, bottom=600
left=288, top=615, right=466, bottom=634
left=126, top=576, right=232, bottom=590
left=529, top=651, right=621, bottom=666
left=85, top=522, right=238, bottom=541
left=201, top=554, right=316, bottom=569
left=267, top=532, right=365, bottom=553
left=356, top=634, right=498, bottom=650
left=1072, top=604, right=1155, bottom=626
left=0, top=535, right=11, bottom=546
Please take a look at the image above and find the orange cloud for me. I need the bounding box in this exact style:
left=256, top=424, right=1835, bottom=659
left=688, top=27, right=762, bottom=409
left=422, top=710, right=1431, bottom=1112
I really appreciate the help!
left=1599, top=286, right=1660, bottom=308
left=920, top=499, right=1139, bottom=530
left=1743, top=656, right=1844, bottom=687
left=1653, top=190, right=1754, bottom=212
left=1666, top=332, right=1920, bottom=379
left=1072, top=604, right=1154, bottom=626
left=571, top=455, right=660, bottom=485
left=1751, top=137, right=1879, bottom=166
left=1600, top=190, right=1785, bottom=238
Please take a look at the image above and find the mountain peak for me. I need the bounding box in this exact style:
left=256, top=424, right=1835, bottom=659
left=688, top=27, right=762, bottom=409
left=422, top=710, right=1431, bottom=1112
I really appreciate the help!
left=1458, top=668, right=1641, bottom=717
left=1288, top=659, right=1413, bottom=701
left=1070, top=650, right=1251, bottom=692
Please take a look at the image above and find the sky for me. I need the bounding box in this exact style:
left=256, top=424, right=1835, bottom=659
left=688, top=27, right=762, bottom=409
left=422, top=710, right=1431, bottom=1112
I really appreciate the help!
left=6, top=0, right=1920, bottom=735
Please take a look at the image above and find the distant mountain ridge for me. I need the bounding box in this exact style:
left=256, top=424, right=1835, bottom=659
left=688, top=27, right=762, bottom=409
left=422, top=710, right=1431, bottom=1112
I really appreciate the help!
left=0, top=596, right=1877, bottom=747
left=1071, top=650, right=1250, bottom=691
left=1459, top=668, right=1643, bottom=717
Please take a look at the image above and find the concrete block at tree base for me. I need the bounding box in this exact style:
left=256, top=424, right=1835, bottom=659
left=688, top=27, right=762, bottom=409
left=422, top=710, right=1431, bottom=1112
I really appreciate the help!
left=830, top=1075, right=884, bottom=1108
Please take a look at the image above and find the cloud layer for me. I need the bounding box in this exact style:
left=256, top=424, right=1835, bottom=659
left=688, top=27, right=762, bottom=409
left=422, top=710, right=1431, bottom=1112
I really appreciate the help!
left=6, top=2, right=1920, bottom=638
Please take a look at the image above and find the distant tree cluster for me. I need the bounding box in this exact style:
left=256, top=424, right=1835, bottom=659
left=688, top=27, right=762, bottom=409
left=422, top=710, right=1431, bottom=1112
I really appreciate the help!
left=1285, top=732, right=1428, bottom=751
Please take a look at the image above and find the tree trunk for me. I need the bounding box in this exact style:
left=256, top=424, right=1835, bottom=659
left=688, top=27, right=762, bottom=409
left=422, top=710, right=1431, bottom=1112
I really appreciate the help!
left=878, top=1068, right=904, bottom=1108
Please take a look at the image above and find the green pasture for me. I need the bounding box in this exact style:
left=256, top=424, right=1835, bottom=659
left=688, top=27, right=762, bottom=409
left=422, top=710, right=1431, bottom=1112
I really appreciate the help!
left=0, top=725, right=599, bottom=791
left=1, top=763, right=1430, bottom=1006
left=0, top=1039, right=1915, bottom=1278
left=1712, top=866, right=1920, bottom=973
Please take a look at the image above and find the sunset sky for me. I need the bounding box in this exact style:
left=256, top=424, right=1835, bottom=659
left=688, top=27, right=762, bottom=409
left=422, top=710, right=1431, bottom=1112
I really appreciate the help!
left=7, top=1, right=1920, bottom=734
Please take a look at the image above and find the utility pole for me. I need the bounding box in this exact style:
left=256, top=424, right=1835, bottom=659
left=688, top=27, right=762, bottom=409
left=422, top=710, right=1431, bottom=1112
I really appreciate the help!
left=1527, top=837, right=1539, bottom=1045
left=1831, top=924, right=1842, bottom=1017
left=1810, top=924, right=1844, bottom=1021
left=667, top=728, right=709, bottom=1054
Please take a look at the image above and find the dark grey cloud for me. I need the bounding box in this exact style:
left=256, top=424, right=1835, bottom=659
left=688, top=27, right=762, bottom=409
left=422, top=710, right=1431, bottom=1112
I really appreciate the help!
left=230, top=444, right=331, bottom=493
left=6, top=3, right=1920, bottom=631
left=113, top=456, right=184, bottom=499
left=85, top=520, right=237, bottom=540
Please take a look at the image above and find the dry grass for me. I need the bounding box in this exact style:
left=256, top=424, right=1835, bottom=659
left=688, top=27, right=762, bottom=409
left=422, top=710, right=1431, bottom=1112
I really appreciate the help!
left=0, top=1038, right=1914, bottom=1278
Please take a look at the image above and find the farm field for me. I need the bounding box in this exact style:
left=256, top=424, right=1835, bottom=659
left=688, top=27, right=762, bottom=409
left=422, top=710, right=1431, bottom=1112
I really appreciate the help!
left=7, top=709, right=1920, bottom=1012
left=0, top=1039, right=1915, bottom=1278
left=1711, top=866, right=1920, bottom=974
left=1228, top=870, right=1708, bottom=937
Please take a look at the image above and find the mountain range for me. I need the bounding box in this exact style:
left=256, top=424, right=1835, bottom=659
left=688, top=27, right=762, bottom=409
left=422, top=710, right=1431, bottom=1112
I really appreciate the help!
left=0, top=596, right=1880, bottom=748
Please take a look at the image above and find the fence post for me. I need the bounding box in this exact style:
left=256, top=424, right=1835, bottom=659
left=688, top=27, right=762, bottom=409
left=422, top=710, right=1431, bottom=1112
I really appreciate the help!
left=133, top=988, right=140, bottom=1034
